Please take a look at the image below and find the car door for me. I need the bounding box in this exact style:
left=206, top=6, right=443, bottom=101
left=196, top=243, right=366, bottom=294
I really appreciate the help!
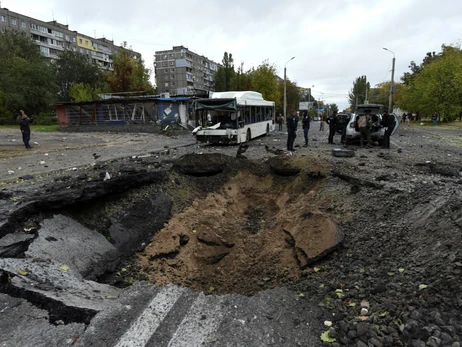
left=391, top=113, right=400, bottom=135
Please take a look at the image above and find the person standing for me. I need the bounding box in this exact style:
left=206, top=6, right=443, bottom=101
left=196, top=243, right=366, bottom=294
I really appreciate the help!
left=341, top=113, right=351, bottom=145
left=326, top=112, right=337, bottom=144
left=381, top=111, right=395, bottom=149
left=277, top=113, right=283, bottom=131
left=319, top=113, right=325, bottom=131
left=19, top=110, right=33, bottom=149
left=301, top=110, right=311, bottom=147
left=286, top=109, right=298, bottom=151
left=432, top=112, right=438, bottom=126
left=355, top=111, right=372, bottom=148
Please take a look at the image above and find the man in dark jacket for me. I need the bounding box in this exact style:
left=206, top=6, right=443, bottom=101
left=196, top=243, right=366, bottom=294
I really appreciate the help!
left=286, top=109, right=298, bottom=151
left=301, top=110, right=311, bottom=147
left=326, top=112, right=337, bottom=144
left=19, top=110, right=33, bottom=149
left=381, top=111, right=395, bottom=149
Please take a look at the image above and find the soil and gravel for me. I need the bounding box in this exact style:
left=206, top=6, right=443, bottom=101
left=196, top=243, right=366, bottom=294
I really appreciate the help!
left=1, top=122, right=462, bottom=346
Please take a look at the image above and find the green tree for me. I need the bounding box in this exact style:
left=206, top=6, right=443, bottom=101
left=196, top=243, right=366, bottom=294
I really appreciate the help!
left=105, top=44, right=154, bottom=94
left=401, top=51, right=438, bottom=86
left=54, top=50, right=103, bottom=102
left=69, top=83, right=105, bottom=102
left=348, top=76, right=370, bottom=110
left=399, top=45, right=462, bottom=121
left=248, top=60, right=281, bottom=108
left=0, top=31, right=57, bottom=124
left=231, top=61, right=251, bottom=91
left=329, top=103, right=339, bottom=114
left=214, top=52, right=235, bottom=92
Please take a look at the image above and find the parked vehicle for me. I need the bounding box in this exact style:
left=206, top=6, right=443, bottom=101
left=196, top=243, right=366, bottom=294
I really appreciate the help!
left=192, top=91, right=275, bottom=144
left=344, top=104, right=399, bottom=146
left=335, top=113, right=351, bottom=133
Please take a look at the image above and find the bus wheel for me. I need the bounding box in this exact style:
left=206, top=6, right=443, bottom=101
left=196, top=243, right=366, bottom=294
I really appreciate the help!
left=266, top=124, right=270, bottom=136
left=246, top=129, right=251, bottom=142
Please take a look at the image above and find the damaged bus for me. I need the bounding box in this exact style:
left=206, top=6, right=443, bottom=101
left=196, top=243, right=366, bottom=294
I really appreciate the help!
left=192, top=91, right=275, bottom=144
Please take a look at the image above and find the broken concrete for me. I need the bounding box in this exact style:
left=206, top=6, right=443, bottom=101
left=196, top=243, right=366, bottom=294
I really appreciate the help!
left=0, top=293, right=85, bottom=347
left=0, top=232, right=35, bottom=258
left=0, top=258, right=120, bottom=324
left=26, top=215, right=119, bottom=280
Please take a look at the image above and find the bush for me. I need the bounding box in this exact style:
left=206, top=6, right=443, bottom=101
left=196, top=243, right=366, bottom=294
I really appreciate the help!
left=32, top=111, right=57, bottom=125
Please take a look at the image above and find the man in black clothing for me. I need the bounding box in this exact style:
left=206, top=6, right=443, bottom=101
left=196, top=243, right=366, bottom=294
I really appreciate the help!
left=340, top=113, right=351, bottom=144
left=326, top=112, right=337, bottom=144
left=301, top=110, right=311, bottom=147
left=19, top=110, right=33, bottom=149
left=381, top=111, right=395, bottom=149
left=286, top=110, right=298, bottom=151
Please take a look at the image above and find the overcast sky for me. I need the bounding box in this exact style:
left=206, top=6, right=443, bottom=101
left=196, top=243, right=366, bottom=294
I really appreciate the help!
left=3, top=0, right=462, bottom=109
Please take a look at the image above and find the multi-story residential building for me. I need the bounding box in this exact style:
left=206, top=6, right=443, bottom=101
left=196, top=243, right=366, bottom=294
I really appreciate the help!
left=0, top=5, right=140, bottom=71
left=154, top=46, right=218, bottom=96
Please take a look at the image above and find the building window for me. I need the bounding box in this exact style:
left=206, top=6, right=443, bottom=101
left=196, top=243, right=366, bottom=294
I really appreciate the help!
left=171, top=68, right=174, bottom=72
left=163, top=62, right=167, bottom=67
left=21, top=20, right=26, bottom=28
left=163, top=54, right=167, bottom=59
left=170, top=53, right=174, bottom=57
left=164, top=69, right=168, bottom=73
left=165, top=82, right=169, bottom=87
left=79, top=38, right=83, bottom=44
left=1, top=16, right=5, bottom=22
left=72, top=37, right=76, bottom=43
left=1, top=27, right=5, bottom=33
left=85, top=40, right=89, bottom=46
left=11, top=18, right=17, bottom=25
left=170, top=62, right=174, bottom=66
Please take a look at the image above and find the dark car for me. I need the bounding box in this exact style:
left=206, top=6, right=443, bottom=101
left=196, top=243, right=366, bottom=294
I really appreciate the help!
left=335, top=113, right=351, bottom=133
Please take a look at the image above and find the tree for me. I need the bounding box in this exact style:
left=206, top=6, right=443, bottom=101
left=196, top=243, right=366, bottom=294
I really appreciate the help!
left=401, top=51, right=438, bottom=86
left=329, top=103, right=339, bottom=114
left=214, top=52, right=235, bottom=92
left=231, top=61, right=251, bottom=91
left=0, top=31, right=57, bottom=124
left=248, top=60, right=281, bottom=109
left=69, top=83, right=105, bottom=102
left=54, top=50, right=103, bottom=102
left=348, top=76, right=370, bottom=111
left=399, top=45, right=462, bottom=121
left=105, top=44, right=154, bottom=94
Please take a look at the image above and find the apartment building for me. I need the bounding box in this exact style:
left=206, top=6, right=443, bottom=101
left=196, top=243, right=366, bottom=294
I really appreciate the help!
left=0, top=5, right=140, bottom=71
left=154, top=46, right=218, bottom=96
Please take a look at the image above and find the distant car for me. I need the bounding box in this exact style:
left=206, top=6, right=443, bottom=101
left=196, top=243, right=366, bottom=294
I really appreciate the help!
left=344, top=104, right=400, bottom=146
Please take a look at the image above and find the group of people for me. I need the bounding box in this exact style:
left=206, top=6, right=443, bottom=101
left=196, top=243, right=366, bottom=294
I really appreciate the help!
left=281, top=110, right=313, bottom=151
left=281, top=109, right=397, bottom=151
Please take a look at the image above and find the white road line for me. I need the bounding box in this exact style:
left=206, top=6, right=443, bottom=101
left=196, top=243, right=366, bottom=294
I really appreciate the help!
left=115, top=285, right=185, bottom=347
left=168, top=294, right=223, bottom=347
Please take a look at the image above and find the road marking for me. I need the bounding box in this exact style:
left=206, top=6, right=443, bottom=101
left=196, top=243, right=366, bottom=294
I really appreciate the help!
left=168, top=294, right=223, bottom=347
left=390, top=139, right=402, bottom=149
left=115, top=285, right=184, bottom=347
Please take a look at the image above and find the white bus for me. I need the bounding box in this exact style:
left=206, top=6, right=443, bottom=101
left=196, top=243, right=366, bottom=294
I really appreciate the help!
left=192, top=91, right=275, bottom=144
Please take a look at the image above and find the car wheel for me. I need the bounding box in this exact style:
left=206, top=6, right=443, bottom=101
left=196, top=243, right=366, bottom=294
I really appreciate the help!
left=332, top=148, right=355, bottom=157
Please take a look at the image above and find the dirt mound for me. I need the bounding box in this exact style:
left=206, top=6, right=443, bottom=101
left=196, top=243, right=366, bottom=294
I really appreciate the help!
left=138, top=157, right=343, bottom=295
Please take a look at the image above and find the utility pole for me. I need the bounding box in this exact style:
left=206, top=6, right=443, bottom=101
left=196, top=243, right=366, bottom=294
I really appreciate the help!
left=283, top=57, right=295, bottom=121
left=383, top=48, right=395, bottom=112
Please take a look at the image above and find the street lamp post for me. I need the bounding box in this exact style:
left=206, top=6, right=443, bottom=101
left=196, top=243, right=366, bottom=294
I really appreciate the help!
left=383, top=47, right=395, bottom=112
left=283, top=56, right=295, bottom=121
